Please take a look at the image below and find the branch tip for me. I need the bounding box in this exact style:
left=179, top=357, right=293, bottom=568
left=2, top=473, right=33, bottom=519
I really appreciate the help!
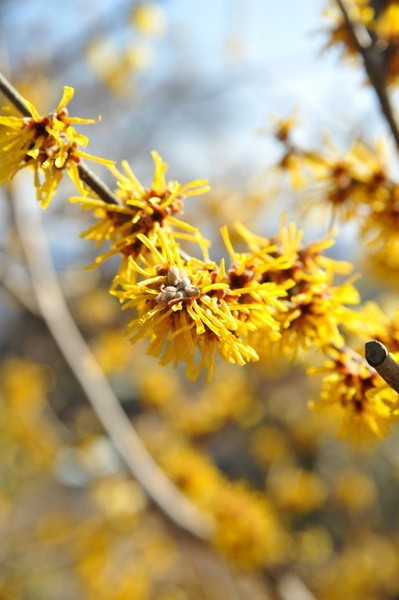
left=365, top=340, right=387, bottom=368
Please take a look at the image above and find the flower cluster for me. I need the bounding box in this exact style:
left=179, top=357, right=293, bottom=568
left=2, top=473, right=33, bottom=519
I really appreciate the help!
left=71, top=151, right=209, bottom=276
left=235, top=221, right=359, bottom=358
left=114, top=229, right=288, bottom=380
left=0, top=87, right=112, bottom=206
left=0, top=75, right=396, bottom=444
left=273, top=118, right=399, bottom=274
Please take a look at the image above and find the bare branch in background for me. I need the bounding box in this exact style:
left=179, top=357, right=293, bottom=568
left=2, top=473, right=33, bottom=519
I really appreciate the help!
left=12, top=175, right=214, bottom=541
left=336, top=0, right=399, bottom=150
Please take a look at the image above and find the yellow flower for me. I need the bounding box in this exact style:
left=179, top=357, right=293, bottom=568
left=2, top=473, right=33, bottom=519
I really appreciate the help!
left=305, top=141, right=391, bottom=221
left=114, top=229, right=287, bottom=380
left=212, top=482, right=287, bottom=568
left=361, top=193, right=399, bottom=269
left=235, top=221, right=359, bottom=357
left=275, top=277, right=360, bottom=357
left=71, top=151, right=210, bottom=275
left=333, top=468, right=376, bottom=512
left=140, top=365, right=258, bottom=436
left=267, top=467, right=327, bottom=514
left=131, top=2, right=167, bottom=36
left=374, top=3, right=399, bottom=41
left=309, top=348, right=398, bottom=441
left=346, top=301, right=399, bottom=351
left=322, top=1, right=374, bottom=61
left=0, top=86, right=113, bottom=207
left=0, top=358, right=58, bottom=465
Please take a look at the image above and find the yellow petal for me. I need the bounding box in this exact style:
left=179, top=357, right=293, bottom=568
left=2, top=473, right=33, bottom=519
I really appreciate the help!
left=57, top=86, right=75, bottom=111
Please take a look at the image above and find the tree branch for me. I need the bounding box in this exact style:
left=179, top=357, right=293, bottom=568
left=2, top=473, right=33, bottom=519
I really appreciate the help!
left=12, top=175, right=214, bottom=540
left=365, top=340, right=399, bottom=394
left=0, top=72, right=31, bottom=117
left=336, top=0, right=399, bottom=150
left=77, top=163, right=119, bottom=205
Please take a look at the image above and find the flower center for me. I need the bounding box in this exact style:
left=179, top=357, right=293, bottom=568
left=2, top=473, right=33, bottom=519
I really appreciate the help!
left=156, top=266, right=200, bottom=306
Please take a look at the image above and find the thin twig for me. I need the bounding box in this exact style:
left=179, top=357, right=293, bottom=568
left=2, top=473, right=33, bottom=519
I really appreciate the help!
left=0, top=71, right=120, bottom=206
left=77, top=163, right=119, bottom=205
left=336, top=0, right=399, bottom=150
left=365, top=340, right=399, bottom=394
left=0, top=72, right=31, bottom=117
left=12, top=175, right=214, bottom=540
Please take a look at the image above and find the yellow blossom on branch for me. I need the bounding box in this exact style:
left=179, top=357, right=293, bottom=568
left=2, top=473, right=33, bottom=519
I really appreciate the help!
left=309, top=348, right=398, bottom=441
left=304, top=140, right=391, bottom=221
left=114, top=229, right=288, bottom=380
left=322, top=0, right=374, bottom=61
left=235, top=221, right=359, bottom=357
left=361, top=195, right=399, bottom=269
left=348, top=302, right=399, bottom=351
left=71, top=151, right=210, bottom=275
left=322, top=0, right=399, bottom=86
left=0, top=86, right=113, bottom=207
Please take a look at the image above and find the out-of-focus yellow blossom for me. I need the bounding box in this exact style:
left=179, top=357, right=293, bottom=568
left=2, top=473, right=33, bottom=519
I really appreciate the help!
left=267, top=467, right=327, bottom=513
left=296, top=527, right=333, bottom=565
left=361, top=194, right=399, bottom=268
left=314, top=533, right=399, bottom=600
left=277, top=146, right=313, bottom=189
left=78, top=540, right=151, bottom=600
left=333, top=468, right=376, bottom=511
left=86, top=37, right=128, bottom=96
left=304, top=140, right=391, bottom=221
left=212, top=482, right=288, bottom=569
left=174, top=370, right=261, bottom=433
left=322, top=1, right=374, bottom=61
left=131, top=2, right=167, bottom=36
left=91, top=329, right=131, bottom=375
left=201, top=174, right=280, bottom=232
left=114, top=229, right=287, bottom=380
left=345, top=301, right=399, bottom=351
left=270, top=112, right=301, bottom=144
left=309, top=348, right=399, bottom=441
left=142, top=423, right=288, bottom=569
left=277, top=134, right=399, bottom=272
left=0, top=86, right=112, bottom=207
left=0, top=358, right=58, bottom=466
left=250, top=425, right=293, bottom=467
left=90, top=476, right=147, bottom=524
left=372, top=3, right=399, bottom=85
left=156, top=437, right=224, bottom=507
left=72, top=151, right=210, bottom=276
left=374, top=2, right=399, bottom=39
left=323, top=0, right=399, bottom=87
left=86, top=37, right=158, bottom=96
left=274, top=135, right=393, bottom=222
left=363, top=251, right=399, bottom=287
left=140, top=366, right=260, bottom=436
left=237, top=221, right=359, bottom=357
left=72, top=287, right=120, bottom=331
left=124, top=41, right=155, bottom=72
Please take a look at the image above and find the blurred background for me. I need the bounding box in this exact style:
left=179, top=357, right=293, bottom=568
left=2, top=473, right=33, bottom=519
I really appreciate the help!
left=2, top=1, right=399, bottom=599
